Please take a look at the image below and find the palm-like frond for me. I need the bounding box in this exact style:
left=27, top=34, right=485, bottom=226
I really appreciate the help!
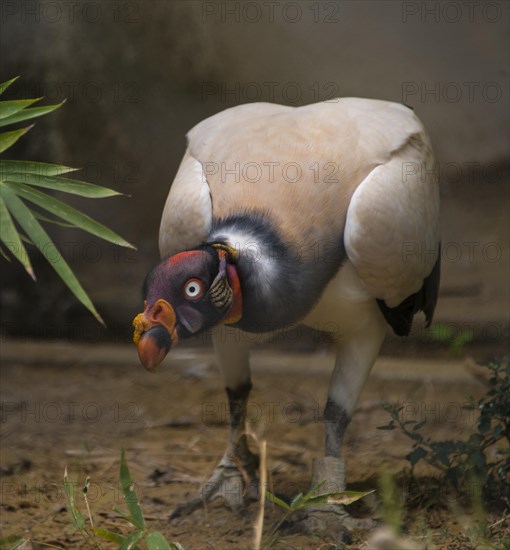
left=0, top=77, right=135, bottom=323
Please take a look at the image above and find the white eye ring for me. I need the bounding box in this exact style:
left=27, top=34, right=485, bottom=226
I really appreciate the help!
left=184, top=279, right=204, bottom=300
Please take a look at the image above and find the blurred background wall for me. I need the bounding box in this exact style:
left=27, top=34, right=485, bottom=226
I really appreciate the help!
left=0, top=0, right=508, bottom=349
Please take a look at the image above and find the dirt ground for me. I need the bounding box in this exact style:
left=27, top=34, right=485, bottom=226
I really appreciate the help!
left=0, top=339, right=508, bottom=549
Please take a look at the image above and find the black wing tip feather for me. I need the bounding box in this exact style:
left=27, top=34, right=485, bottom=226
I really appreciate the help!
left=377, top=251, right=441, bottom=337
left=377, top=296, right=418, bottom=337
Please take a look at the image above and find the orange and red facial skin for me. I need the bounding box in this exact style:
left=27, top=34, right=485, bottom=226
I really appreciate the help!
left=133, top=247, right=241, bottom=371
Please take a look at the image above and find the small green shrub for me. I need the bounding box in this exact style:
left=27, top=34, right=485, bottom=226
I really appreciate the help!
left=378, top=357, right=509, bottom=504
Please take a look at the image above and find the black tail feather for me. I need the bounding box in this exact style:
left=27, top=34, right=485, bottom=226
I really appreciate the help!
left=377, top=248, right=441, bottom=337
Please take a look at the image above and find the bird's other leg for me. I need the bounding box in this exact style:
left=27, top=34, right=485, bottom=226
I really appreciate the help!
left=169, top=327, right=256, bottom=520
left=213, top=380, right=260, bottom=500
left=301, top=306, right=388, bottom=544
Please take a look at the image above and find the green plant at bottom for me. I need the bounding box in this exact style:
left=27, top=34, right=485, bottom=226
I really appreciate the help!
left=378, top=356, right=509, bottom=496
left=0, top=450, right=183, bottom=550
left=65, top=449, right=182, bottom=549
left=263, top=481, right=373, bottom=548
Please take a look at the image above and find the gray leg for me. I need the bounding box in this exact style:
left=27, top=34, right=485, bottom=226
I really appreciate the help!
left=225, top=381, right=259, bottom=477
left=197, top=381, right=259, bottom=507
left=169, top=329, right=257, bottom=520
left=324, top=397, right=351, bottom=458
left=301, top=307, right=388, bottom=543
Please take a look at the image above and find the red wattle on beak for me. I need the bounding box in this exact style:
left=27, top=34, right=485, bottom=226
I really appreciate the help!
left=132, top=299, right=178, bottom=372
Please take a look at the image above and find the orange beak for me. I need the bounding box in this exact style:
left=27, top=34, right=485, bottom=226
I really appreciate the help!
left=132, top=299, right=178, bottom=372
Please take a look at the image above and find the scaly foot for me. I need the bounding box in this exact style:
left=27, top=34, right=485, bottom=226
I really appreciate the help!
left=169, top=449, right=259, bottom=520
left=294, top=504, right=377, bottom=546
left=284, top=456, right=376, bottom=546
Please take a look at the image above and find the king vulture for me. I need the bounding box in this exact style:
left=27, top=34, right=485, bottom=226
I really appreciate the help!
left=133, top=98, right=440, bottom=542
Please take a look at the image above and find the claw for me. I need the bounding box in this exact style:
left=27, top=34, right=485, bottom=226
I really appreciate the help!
left=282, top=504, right=377, bottom=546
left=168, top=496, right=204, bottom=521
left=293, top=504, right=378, bottom=545
left=169, top=452, right=259, bottom=522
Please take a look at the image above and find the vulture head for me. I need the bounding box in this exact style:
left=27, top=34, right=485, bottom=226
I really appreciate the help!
left=132, top=245, right=242, bottom=371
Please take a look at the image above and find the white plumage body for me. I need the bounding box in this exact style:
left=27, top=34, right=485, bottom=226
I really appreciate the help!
left=151, top=97, right=441, bottom=529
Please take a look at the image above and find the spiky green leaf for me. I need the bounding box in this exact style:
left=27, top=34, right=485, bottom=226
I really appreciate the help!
left=0, top=159, right=79, bottom=178
left=2, top=171, right=122, bottom=198
left=0, top=195, right=35, bottom=278
left=0, top=102, right=64, bottom=127
left=1, top=186, right=103, bottom=323
left=120, top=449, right=145, bottom=530
left=0, top=98, right=41, bottom=120
left=64, top=466, right=86, bottom=530
left=0, top=126, right=32, bottom=153
left=0, top=77, right=19, bottom=96
left=7, top=182, right=135, bottom=248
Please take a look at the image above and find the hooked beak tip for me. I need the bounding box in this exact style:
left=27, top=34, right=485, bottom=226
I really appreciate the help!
left=136, top=326, right=173, bottom=372
left=132, top=300, right=177, bottom=371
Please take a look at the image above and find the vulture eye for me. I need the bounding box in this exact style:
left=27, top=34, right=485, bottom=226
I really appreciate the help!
left=184, top=278, right=205, bottom=301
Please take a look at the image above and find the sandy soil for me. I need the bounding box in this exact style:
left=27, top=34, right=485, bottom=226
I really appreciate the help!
left=0, top=340, right=508, bottom=549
